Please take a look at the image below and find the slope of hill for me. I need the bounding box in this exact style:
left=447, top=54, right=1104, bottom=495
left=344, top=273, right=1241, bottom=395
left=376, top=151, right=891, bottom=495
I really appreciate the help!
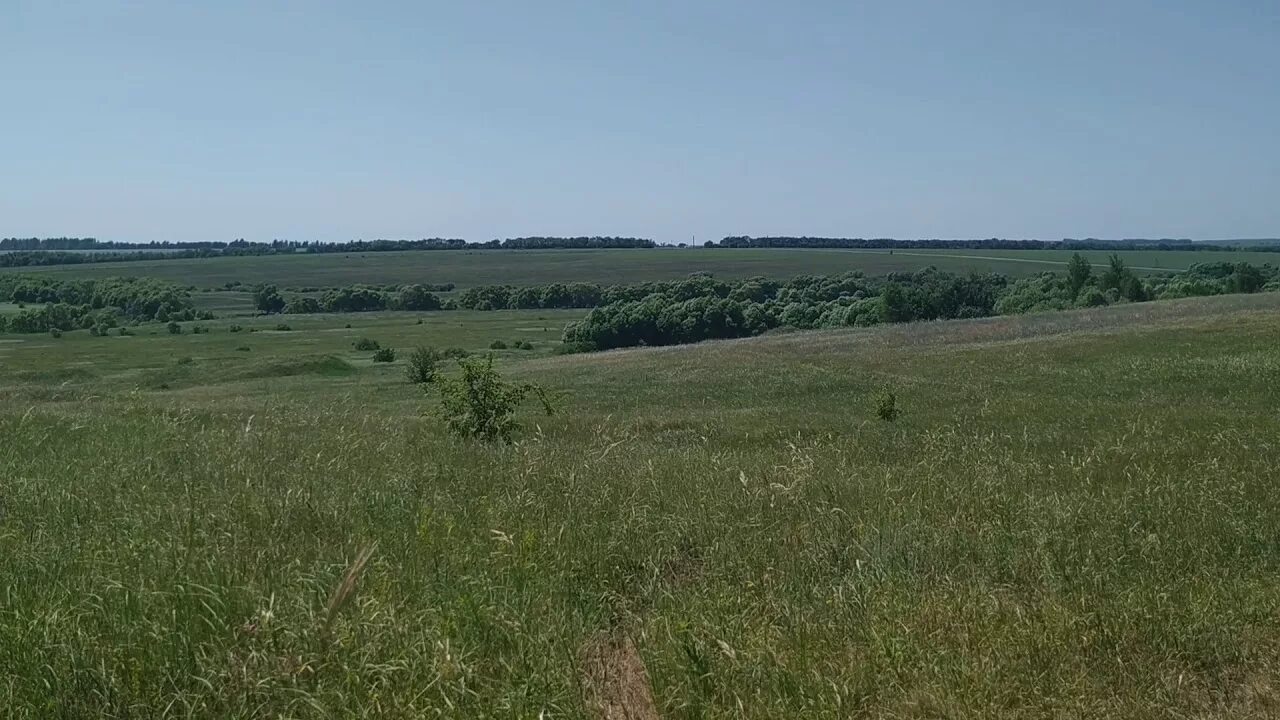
left=2, top=293, right=1279, bottom=716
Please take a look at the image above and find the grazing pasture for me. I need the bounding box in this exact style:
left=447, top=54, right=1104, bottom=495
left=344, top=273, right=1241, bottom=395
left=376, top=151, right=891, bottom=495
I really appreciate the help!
left=3, top=291, right=1280, bottom=717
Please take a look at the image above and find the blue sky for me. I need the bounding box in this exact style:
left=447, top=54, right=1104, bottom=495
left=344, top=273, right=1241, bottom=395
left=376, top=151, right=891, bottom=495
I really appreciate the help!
left=2, top=1, right=1277, bottom=243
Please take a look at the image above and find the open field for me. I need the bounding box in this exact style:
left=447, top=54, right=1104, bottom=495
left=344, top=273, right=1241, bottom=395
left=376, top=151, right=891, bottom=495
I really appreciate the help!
left=10, top=247, right=1279, bottom=290
left=3, top=292, right=1280, bottom=716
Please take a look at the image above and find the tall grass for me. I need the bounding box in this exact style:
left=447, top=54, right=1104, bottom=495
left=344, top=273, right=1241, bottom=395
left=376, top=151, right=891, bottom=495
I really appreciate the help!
left=1, top=295, right=1279, bottom=717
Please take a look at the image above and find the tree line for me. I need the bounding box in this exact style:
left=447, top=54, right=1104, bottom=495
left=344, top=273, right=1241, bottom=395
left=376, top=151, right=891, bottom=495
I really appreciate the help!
left=0, top=276, right=204, bottom=334
left=1, top=236, right=657, bottom=252
left=710, top=236, right=1280, bottom=252
left=562, top=257, right=1280, bottom=350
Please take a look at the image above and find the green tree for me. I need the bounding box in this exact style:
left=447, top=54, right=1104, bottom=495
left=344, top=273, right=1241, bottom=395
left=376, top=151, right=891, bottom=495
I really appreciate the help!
left=1066, top=252, right=1093, bottom=298
left=252, top=284, right=285, bottom=314
left=429, top=355, right=553, bottom=442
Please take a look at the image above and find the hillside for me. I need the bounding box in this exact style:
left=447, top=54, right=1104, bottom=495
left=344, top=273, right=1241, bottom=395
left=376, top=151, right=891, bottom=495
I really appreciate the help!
left=2, top=293, right=1279, bottom=717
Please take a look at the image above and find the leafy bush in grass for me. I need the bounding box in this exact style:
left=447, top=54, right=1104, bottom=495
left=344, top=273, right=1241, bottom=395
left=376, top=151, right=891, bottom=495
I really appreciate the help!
left=405, top=346, right=439, bottom=384
left=875, top=387, right=900, bottom=422
left=353, top=337, right=380, bottom=351
left=167, top=321, right=182, bottom=335
left=427, top=354, right=553, bottom=442
left=372, top=348, right=396, bottom=363
left=489, top=340, right=508, bottom=350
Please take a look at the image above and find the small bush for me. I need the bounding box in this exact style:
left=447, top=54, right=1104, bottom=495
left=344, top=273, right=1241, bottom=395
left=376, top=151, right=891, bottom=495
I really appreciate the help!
left=428, top=354, right=554, bottom=442
left=117, top=327, right=133, bottom=337
left=167, top=321, right=182, bottom=335
left=513, top=340, right=534, bottom=350
left=344, top=323, right=352, bottom=329
left=875, top=387, right=900, bottom=422
left=415, top=318, right=423, bottom=325
left=176, top=356, right=193, bottom=366
left=372, top=348, right=397, bottom=363
left=274, top=323, right=293, bottom=332
left=406, top=346, right=440, bottom=384
left=235, top=345, right=251, bottom=352
left=228, top=324, right=244, bottom=333
left=191, top=325, right=207, bottom=334
left=441, top=347, right=471, bottom=359
left=48, top=328, right=62, bottom=339
left=489, top=340, right=508, bottom=350
left=353, top=337, right=381, bottom=351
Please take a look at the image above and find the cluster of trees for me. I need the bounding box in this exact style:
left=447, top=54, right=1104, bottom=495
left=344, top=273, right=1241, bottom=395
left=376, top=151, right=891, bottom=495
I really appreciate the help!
left=996, top=257, right=1280, bottom=314
left=1, top=237, right=102, bottom=250
left=710, top=236, right=1280, bottom=252
left=255, top=284, right=448, bottom=314
left=562, top=256, right=1280, bottom=350
left=0, top=276, right=201, bottom=333
left=561, top=269, right=1010, bottom=350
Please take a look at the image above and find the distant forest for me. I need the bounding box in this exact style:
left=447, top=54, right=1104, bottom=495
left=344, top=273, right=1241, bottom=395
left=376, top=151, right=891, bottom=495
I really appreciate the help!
left=710, top=236, right=1280, bottom=252
left=3, top=235, right=1279, bottom=270
left=0, top=236, right=655, bottom=252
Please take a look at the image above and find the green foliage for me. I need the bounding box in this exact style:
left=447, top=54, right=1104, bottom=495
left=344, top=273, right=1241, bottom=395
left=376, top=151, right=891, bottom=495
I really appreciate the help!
left=489, top=339, right=508, bottom=350
left=352, top=337, right=380, bottom=351
left=252, top=284, right=285, bottom=314
left=874, top=387, right=900, bottom=422
left=282, top=296, right=321, bottom=314
left=228, top=324, right=243, bottom=333
left=274, top=323, right=293, bottom=332
left=166, top=321, right=182, bottom=335
left=371, top=347, right=396, bottom=363
left=513, top=340, right=534, bottom=350
left=1075, top=286, right=1108, bottom=307
left=428, top=354, right=554, bottom=442
left=48, top=328, right=62, bottom=339
left=405, top=346, right=439, bottom=384
left=1066, top=252, right=1094, bottom=298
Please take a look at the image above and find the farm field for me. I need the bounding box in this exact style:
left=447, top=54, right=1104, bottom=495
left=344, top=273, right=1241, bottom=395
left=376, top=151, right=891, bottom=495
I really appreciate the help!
left=10, top=247, right=1279, bottom=290
left=3, top=291, right=1280, bottom=717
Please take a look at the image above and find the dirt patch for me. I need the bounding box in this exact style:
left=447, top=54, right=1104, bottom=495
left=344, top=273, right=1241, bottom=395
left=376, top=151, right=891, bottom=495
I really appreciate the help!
left=579, top=631, right=660, bottom=720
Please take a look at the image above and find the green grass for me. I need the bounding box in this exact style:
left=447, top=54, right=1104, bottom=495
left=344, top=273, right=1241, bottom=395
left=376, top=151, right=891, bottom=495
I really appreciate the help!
left=9, top=247, right=1277, bottom=290
left=3, top=293, right=1280, bottom=717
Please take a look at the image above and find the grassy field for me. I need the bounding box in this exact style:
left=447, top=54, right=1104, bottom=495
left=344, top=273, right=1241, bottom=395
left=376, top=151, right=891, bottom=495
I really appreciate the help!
left=10, top=247, right=1279, bottom=291
left=3, top=291, right=1280, bottom=717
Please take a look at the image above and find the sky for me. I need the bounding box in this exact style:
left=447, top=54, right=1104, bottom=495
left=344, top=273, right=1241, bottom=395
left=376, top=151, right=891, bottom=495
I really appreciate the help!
left=2, top=0, right=1278, bottom=244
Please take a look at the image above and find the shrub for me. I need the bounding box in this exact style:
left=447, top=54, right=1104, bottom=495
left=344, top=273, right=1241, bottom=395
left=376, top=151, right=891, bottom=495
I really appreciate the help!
left=353, top=337, right=380, bottom=351
left=513, top=340, right=534, bottom=350
left=875, top=387, right=900, bottom=422
left=1075, top=287, right=1108, bottom=308
left=117, top=326, right=133, bottom=336
left=441, top=346, right=471, bottom=359
left=235, top=345, right=251, bottom=352
left=489, top=339, right=508, bottom=350
left=428, top=354, right=554, bottom=442
left=228, top=324, right=243, bottom=333
left=167, top=321, right=182, bottom=335
left=405, top=346, right=439, bottom=384
left=176, top=356, right=193, bottom=366
left=372, top=348, right=397, bottom=363
left=48, top=328, right=62, bottom=339
left=274, top=323, right=293, bottom=332
left=191, top=325, right=207, bottom=334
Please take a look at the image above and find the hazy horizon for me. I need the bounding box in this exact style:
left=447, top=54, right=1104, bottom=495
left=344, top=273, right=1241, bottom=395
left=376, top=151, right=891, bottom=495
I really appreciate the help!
left=4, top=1, right=1278, bottom=243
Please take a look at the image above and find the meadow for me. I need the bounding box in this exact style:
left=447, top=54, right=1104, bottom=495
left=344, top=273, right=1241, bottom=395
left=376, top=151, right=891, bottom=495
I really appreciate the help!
left=2, top=285, right=1279, bottom=717
left=10, top=247, right=1278, bottom=291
